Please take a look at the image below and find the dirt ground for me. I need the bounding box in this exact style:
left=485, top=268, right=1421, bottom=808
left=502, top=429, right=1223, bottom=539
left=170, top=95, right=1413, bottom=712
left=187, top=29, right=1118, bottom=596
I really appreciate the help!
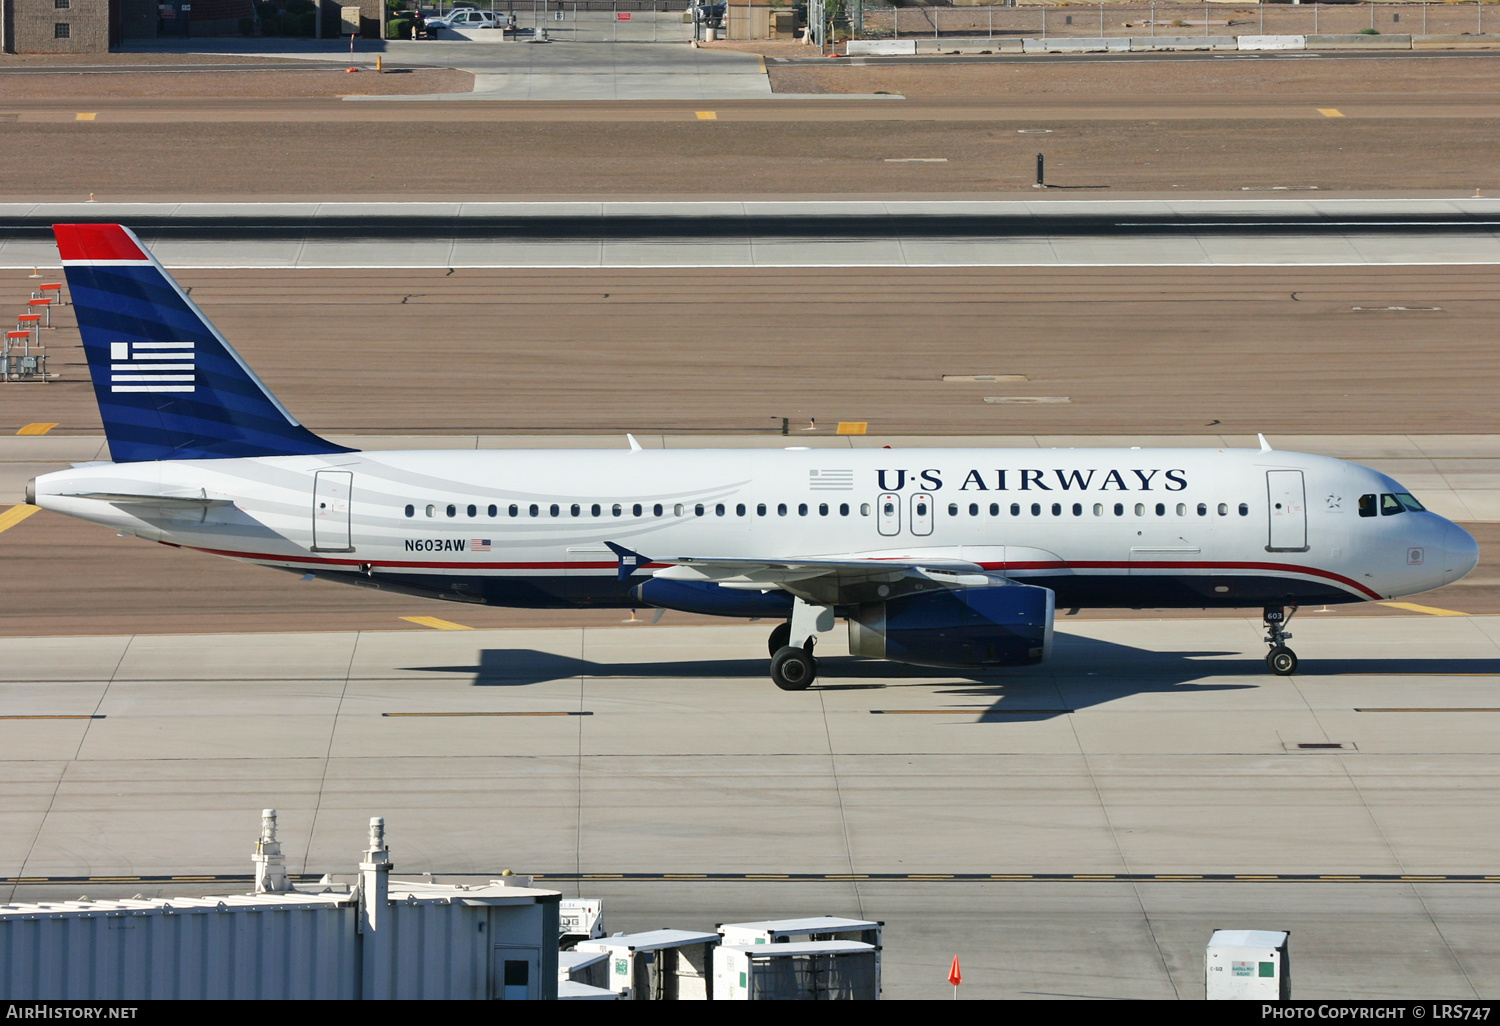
left=764, top=51, right=1500, bottom=96
left=0, top=67, right=474, bottom=99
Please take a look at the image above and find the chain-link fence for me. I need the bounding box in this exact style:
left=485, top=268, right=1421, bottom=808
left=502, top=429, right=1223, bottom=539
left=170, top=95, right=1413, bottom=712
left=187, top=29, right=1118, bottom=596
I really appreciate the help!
left=854, top=3, right=1496, bottom=40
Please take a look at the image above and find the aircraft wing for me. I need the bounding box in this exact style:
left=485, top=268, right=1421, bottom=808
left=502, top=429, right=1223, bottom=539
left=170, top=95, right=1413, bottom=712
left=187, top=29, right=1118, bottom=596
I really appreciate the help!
left=605, top=542, right=1000, bottom=604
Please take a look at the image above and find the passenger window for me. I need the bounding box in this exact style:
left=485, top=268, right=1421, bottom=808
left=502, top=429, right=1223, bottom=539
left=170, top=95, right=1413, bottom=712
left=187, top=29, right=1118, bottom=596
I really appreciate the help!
left=674, top=504, right=684, bottom=516
left=570, top=504, right=580, bottom=517
left=1380, top=493, right=1404, bottom=516
left=969, top=503, right=979, bottom=517
left=1217, top=503, right=1228, bottom=516
left=1176, top=503, right=1186, bottom=516
left=947, top=503, right=957, bottom=516
left=529, top=504, right=539, bottom=517
left=757, top=503, right=767, bottom=516
left=737, top=503, right=747, bottom=516
left=1238, top=503, right=1249, bottom=516
left=860, top=503, right=871, bottom=516
left=549, top=504, right=559, bottom=517
left=839, top=503, right=849, bottom=516
left=1072, top=503, right=1082, bottom=516
left=613, top=504, right=623, bottom=517
left=818, top=503, right=828, bottom=516
left=634, top=504, right=643, bottom=517
left=487, top=504, right=497, bottom=517
left=1094, top=503, right=1103, bottom=516
left=778, top=503, right=788, bottom=516
left=426, top=504, right=435, bottom=517
left=1051, top=502, right=1061, bottom=516
left=447, top=504, right=457, bottom=518
left=467, top=504, right=477, bottom=518
left=798, top=503, right=808, bottom=516
left=405, top=504, right=414, bottom=518
left=1010, top=503, right=1020, bottom=516
left=508, top=504, right=518, bottom=518
left=653, top=503, right=663, bottom=517
left=1155, top=503, right=1165, bottom=516
left=716, top=503, right=726, bottom=516
left=1134, top=503, right=1144, bottom=516
left=1114, top=503, right=1124, bottom=517
left=990, top=503, right=999, bottom=516
left=695, top=503, right=704, bottom=516
left=1031, top=503, right=1041, bottom=516
left=590, top=503, right=601, bottom=517
left=1197, top=503, right=1207, bottom=517
left=882, top=501, right=894, bottom=516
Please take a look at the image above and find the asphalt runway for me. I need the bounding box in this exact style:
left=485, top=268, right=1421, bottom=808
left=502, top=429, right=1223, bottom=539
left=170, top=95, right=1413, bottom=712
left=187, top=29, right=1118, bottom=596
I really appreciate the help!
left=6, top=617, right=1500, bottom=998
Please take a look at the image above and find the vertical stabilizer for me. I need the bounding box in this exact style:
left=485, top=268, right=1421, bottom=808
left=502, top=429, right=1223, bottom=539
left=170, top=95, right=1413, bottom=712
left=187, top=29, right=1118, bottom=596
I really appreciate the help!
left=54, top=223, right=355, bottom=463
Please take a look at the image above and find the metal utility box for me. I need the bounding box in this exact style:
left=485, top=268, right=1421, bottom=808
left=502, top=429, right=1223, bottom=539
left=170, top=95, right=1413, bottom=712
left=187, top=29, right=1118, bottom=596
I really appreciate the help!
left=1206, top=929, right=1290, bottom=1000
left=718, top=915, right=882, bottom=947
left=559, top=949, right=610, bottom=989
left=560, top=897, right=605, bottom=947
left=574, top=929, right=719, bottom=1000
left=713, top=940, right=880, bottom=1000
left=719, top=916, right=882, bottom=995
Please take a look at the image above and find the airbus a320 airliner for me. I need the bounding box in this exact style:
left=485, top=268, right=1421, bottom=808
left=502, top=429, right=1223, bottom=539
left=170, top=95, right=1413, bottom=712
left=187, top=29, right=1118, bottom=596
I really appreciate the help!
left=25, top=224, right=1481, bottom=689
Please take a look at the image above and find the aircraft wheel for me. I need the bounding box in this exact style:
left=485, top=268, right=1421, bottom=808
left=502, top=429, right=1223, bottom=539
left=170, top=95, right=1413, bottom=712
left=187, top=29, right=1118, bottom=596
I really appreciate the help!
left=1267, top=646, right=1298, bottom=676
left=770, top=645, right=817, bottom=691
left=767, top=621, right=791, bottom=657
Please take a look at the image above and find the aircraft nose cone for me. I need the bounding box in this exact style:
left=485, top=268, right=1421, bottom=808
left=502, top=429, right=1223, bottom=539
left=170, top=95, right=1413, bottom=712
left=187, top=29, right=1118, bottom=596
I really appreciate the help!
left=1444, top=521, right=1480, bottom=585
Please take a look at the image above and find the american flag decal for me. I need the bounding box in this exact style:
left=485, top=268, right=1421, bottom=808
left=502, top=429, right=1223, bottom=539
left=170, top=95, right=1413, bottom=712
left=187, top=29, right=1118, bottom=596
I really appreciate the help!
left=809, top=468, right=855, bottom=491
left=471, top=539, right=491, bottom=552
left=110, top=341, right=194, bottom=393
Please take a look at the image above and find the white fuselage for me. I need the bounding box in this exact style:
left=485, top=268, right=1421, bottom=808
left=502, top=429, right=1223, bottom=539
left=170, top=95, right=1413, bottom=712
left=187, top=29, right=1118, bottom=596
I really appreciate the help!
left=31, top=445, right=1478, bottom=610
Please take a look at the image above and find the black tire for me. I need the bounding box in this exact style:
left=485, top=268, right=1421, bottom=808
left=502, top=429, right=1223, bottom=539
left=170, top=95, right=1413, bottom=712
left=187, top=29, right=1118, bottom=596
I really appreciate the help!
left=770, top=645, right=816, bottom=691
left=767, top=621, right=791, bottom=657
left=1267, top=646, right=1298, bottom=676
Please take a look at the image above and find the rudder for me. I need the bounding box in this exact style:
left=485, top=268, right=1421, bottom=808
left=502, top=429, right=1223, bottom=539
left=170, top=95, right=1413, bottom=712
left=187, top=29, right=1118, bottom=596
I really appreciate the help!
left=54, top=223, right=354, bottom=463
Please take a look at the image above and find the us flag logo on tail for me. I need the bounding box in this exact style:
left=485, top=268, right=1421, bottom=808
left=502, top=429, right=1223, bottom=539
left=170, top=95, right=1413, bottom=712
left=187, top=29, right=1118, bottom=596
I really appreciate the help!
left=110, top=341, right=194, bottom=393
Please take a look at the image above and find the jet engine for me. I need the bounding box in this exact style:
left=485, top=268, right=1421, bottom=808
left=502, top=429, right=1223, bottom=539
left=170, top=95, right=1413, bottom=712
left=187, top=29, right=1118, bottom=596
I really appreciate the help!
left=847, top=583, right=1055, bottom=668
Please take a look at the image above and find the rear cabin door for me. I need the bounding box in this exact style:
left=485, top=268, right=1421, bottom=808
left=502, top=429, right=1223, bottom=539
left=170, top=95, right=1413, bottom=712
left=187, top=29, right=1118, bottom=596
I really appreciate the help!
left=1266, top=470, right=1308, bottom=552
left=877, top=493, right=901, bottom=537
left=312, top=470, right=354, bottom=552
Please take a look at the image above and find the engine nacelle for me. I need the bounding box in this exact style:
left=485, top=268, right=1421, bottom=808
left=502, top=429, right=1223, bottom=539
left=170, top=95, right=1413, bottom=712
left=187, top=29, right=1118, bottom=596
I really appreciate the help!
left=631, top=578, right=795, bottom=619
left=847, top=583, right=1054, bottom=668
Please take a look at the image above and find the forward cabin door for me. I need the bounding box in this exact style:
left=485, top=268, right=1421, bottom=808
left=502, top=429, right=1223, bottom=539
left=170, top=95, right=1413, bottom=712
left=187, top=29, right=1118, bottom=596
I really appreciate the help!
left=312, top=470, right=355, bottom=552
left=1266, top=470, right=1308, bottom=552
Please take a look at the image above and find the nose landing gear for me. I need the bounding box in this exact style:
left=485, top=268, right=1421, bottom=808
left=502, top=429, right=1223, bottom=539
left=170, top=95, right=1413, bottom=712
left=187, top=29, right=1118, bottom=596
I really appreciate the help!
left=1263, top=605, right=1298, bottom=675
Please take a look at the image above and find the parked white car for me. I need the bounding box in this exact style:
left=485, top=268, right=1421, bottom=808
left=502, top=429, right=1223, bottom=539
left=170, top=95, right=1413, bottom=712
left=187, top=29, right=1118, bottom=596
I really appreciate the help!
left=429, top=8, right=513, bottom=30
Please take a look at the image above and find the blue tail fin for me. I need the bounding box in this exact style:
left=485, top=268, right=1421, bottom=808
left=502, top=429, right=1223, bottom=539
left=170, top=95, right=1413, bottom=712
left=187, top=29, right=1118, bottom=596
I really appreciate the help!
left=55, top=223, right=355, bottom=463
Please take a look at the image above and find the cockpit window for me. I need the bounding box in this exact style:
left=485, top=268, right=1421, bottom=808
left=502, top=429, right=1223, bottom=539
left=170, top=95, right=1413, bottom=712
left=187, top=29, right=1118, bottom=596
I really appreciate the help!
left=1380, top=493, right=1405, bottom=516
left=1395, top=492, right=1425, bottom=512
left=1358, top=494, right=1377, bottom=518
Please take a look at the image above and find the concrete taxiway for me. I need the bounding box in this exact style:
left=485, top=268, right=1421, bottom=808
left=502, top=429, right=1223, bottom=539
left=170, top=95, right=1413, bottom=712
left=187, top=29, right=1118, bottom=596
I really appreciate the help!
left=4, top=617, right=1500, bottom=997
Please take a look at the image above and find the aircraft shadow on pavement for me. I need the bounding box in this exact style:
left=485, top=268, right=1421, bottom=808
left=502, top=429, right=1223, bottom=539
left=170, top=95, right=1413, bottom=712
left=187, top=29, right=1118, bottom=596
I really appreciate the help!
left=402, top=631, right=1500, bottom=721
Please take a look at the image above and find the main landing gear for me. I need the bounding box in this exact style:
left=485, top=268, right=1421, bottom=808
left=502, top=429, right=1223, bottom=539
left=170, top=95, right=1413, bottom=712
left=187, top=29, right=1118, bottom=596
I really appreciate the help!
left=1263, top=605, right=1299, bottom=676
left=768, top=621, right=817, bottom=691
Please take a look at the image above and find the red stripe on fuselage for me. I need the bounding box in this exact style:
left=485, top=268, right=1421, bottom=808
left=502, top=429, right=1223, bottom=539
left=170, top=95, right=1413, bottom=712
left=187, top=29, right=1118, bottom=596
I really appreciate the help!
left=978, top=559, right=1381, bottom=600
left=173, top=542, right=1381, bottom=600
